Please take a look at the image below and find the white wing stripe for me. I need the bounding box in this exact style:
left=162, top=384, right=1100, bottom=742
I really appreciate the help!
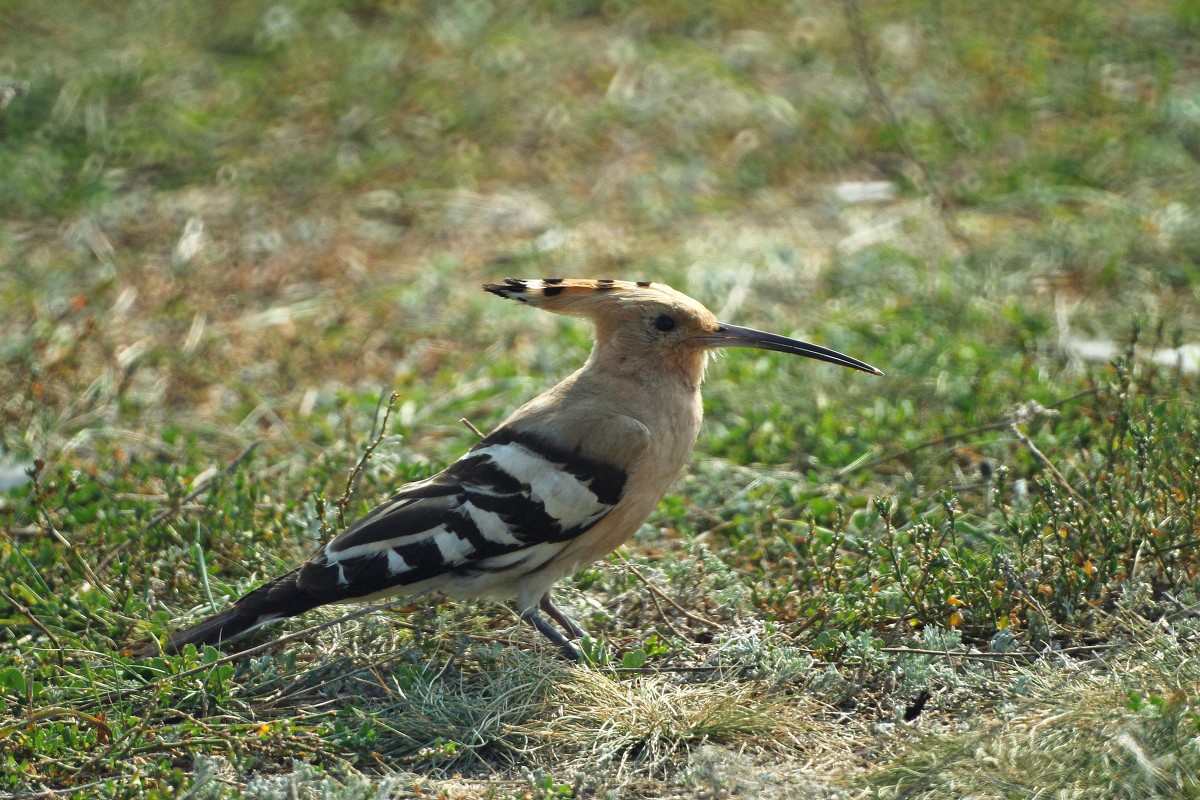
left=462, top=501, right=524, bottom=547
left=318, top=436, right=621, bottom=587
left=327, top=530, right=436, bottom=563
left=432, top=526, right=477, bottom=564
left=471, top=442, right=610, bottom=526
left=386, top=548, right=410, bottom=575
left=473, top=540, right=566, bottom=571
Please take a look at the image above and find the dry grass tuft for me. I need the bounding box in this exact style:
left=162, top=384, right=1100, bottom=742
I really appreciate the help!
left=862, top=637, right=1200, bottom=798
left=541, top=668, right=817, bottom=778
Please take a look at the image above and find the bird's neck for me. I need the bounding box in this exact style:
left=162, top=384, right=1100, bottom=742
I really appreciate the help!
left=584, top=343, right=709, bottom=395
left=570, top=346, right=707, bottom=455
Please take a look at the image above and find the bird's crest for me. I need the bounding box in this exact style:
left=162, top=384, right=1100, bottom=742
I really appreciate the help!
left=483, top=278, right=696, bottom=318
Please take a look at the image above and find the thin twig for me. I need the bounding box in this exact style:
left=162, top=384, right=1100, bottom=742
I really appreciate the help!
left=367, top=385, right=391, bottom=442
left=336, top=391, right=399, bottom=528
left=880, top=646, right=1025, bottom=659
left=640, top=586, right=690, bottom=641
left=0, top=588, right=64, bottom=665
left=1010, top=422, right=1099, bottom=517
left=611, top=665, right=722, bottom=674
left=780, top=642, right=1120, bottom=661
left=45, top=521, right=111, bottom=602
left=21, top=459, right=111, bottom=601
left=996, top=553, right=1057, bottom=637
left=460, top=417, right=486, bottom=439
left=843, top=387, right=1101, bottom=475
left=0, top=707, right=112, bottom=742
left=78, top=704, right=165, bottom=776
left=842, top=421, right=1012, bottom=475
left=617, top=551, right=722, bottom=630
left=0, top=778, right=116, bottom=799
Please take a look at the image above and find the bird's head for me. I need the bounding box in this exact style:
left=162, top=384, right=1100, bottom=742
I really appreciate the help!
left=483, top=278, right=882, bottom=385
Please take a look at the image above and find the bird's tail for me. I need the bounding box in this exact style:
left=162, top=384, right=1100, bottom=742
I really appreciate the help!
left=139, top=569, right=319, bottom=656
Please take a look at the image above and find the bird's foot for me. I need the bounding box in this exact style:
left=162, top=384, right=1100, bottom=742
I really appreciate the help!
left=520, top=606, right=589, bottom=663
left=539, top=595, right=588, bottom=639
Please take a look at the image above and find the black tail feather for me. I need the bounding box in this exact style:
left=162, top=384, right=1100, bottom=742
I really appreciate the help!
left=159, top=605, right=269, bottom=653
left=139, top=569, right=320, bottom=656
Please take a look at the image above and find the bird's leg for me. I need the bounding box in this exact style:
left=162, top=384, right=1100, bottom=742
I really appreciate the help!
left=520, top=607, right=583, bottom=662
left=539, top=595, right=588, bottom=639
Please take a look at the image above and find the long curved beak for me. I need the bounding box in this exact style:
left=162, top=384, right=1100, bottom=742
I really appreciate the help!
left=697, top=323, right=884, bottom=376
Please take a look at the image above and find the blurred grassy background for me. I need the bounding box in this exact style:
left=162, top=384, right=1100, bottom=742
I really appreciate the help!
left=2, top=1, right=1200, bottom=798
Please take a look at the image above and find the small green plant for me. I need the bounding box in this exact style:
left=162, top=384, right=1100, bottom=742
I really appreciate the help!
left=520, top=769, right=575, bottom=799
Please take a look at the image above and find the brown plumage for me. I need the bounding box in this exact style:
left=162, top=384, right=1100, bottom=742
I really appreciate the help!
left=146, top=278, right=881, bottom=660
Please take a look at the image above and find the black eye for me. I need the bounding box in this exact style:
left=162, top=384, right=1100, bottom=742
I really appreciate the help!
left=653, top=314, right=676, bottom=332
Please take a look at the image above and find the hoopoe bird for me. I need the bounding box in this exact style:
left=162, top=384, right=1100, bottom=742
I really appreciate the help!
left=151, top=278, right=882, bottom=660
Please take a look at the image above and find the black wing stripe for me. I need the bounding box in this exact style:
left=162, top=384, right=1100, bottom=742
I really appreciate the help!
left=443, top=503, right=498, bottom=553
left=329, top=494, right=454, bottom=552
left=305, top=422, right=632, bottom=599
left=388, top=537, right=445, bottom=583
left=561, top=458, right=624, bottom=506
left=453, top=454, right=528, bottom=496
left=478, top=428, right=628, bottom=506
left=466, top=490, right=566, bottom=541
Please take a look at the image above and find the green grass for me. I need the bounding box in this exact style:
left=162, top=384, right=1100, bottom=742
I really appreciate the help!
left=3, top=0, right=1200, bottom=797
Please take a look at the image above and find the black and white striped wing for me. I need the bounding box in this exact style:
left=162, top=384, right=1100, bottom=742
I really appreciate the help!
left=295, top=427, right=636, bottom=602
